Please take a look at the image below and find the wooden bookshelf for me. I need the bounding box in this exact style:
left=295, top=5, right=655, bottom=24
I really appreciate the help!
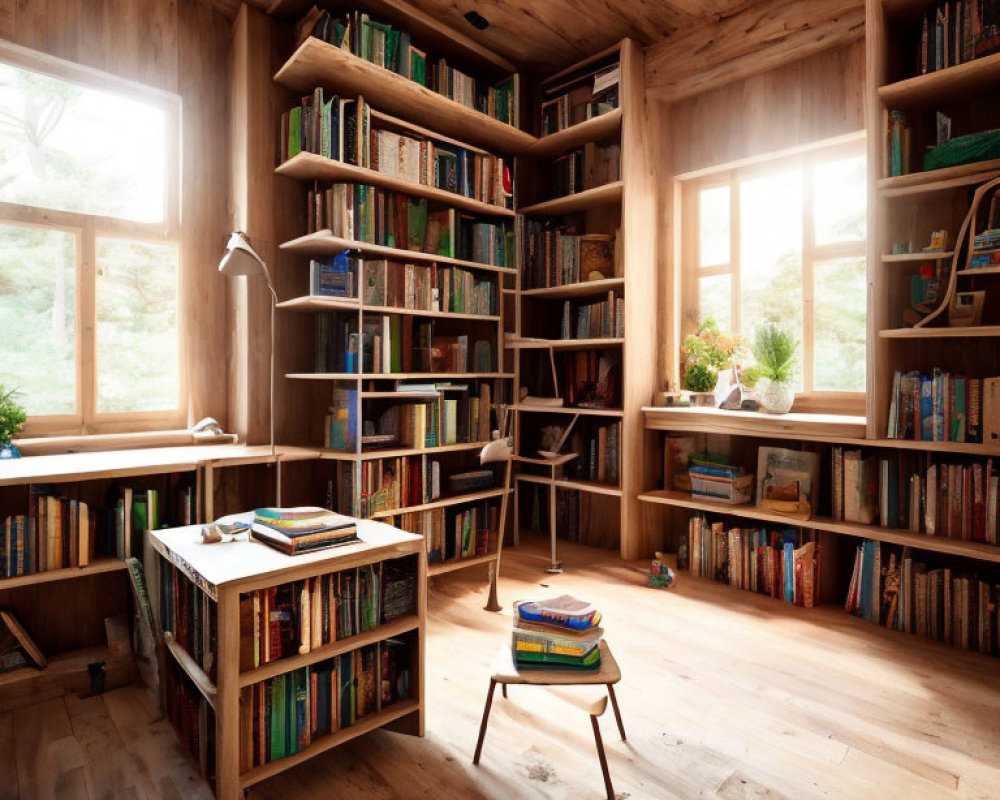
left=0, top=558, right=126, bottom=592
left=638, top=490, right=1000, bottom=564
left=426, top=551, right=499, bottom=577
left=878, top=326, right=1000, bottom=338
left=880, top=251, right=953, bottom=262
left=877, top=51, right=1000, bottom=108
left=275, top=151, right=515, bottom=218
left=520, top=277, right=625, bottom=299
left=517, top=181, right=624, bottom=216
left=149, top=519, right=425, bottom=800
left=643, top=406, right=868, bottom=441
left=273, top=37, right=534, bottom=153
left=515, top=404, right=624, bottom=417
left=517, top=473, right=623, bottom=498
left=286, top=372, right=514, bottom=381
left=958, top=266, right=1000, bottom=277
left=510, top=337, right=624, bottom=350
left=368, top=486, right=508, bottom=519
left=277, top=296, right=501, bottom=321
left=280, top=230, right=517, bottom=275
left=522, top=108, right=623, bottom=160
left=877, top=158, right=1000, bottom=197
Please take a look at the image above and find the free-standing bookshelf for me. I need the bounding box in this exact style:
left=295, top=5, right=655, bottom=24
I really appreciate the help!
left=268, top=5, right=519, bottom=581
left=512, top=39, right=658, bottom=557
left=148, top=515, right=424, bottom=799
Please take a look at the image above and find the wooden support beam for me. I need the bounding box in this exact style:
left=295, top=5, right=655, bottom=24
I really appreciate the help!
left=644, top=0, right=865, bottom=104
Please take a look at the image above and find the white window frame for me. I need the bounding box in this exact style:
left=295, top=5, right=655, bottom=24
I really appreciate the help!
left=0, top=41, right=185, bottom=437
left=678, top=133, right=867, bottom=413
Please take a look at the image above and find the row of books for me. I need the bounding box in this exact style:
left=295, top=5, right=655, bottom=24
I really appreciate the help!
left=362, top=259, right=497, bottom=316
left=512, top=596, right=603, bottom=671
left=564, top=422, right=621, bottom=486
left=372, top=383, right=493, bottom=447
left=388, top=500, right=500, bottom=563
left=235, top=559, right=415, bottom=670
left=281, top=91, right=510, bottom=209
left=309, top=253, right=356, bottom=298
left=549, top=143, right=621, bottom=199
left=686, top=517, right=821, bottom=607
left=562, top=350, right=619, bottom=409
left=356, top=455, right=443, bottom=517
left=250, top=507, right=359, bottom=557
left=520, top=220, right=614, bottom=290
left=296, top=7, right=519, bottom=127
left=161, top=561, right=218, bottom=681
left=165, top=658, right=215, bottom=780
left=527, top=487, right=584, bottom=542
left=239, top=638, right=412, bottom=770
left=886, top=369, right=992, bottom=443
left=558, top=293, right=624, bottom=340
left=831, top=447, right=1000, bottom=543
left=540, top=60, right=620, bottom=135
left=846, top=541, right=1000, bottom=656
left=305, top=183, right=514, bottom=268
left=915, top=1, right=1000, bottom=76
left=1, top=485, right=190, bottom=577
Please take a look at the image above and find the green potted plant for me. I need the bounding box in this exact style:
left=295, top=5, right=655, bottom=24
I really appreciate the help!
left=748, top=323, right=799, bottom=414
left=0, top=386, right=27, bottom=459
left=680, top=320, right=741, bottom=406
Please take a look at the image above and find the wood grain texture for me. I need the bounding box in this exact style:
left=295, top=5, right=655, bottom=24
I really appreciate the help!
left=645, top=0, right=866, bottom=103
left=9, top=536, right=1000, bottom=799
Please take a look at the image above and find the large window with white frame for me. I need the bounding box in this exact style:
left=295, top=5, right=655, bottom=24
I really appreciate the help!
left=680, top=137, right=867, bottom=407
left=0, top=45, right=183, bottom=436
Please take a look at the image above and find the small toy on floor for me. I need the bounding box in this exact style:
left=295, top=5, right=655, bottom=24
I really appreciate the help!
left=648, top=552, right=676, bottom=589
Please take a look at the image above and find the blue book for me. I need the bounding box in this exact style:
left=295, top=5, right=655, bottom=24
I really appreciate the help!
left=783, top=541, right=795, bottom=603
left=919, top=376, right=934, bottom=441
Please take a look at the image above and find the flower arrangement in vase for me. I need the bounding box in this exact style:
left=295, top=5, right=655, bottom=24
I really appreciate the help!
left=0, top=385, right=27, bottom=458
left=680, top=320, right=742, bottom=406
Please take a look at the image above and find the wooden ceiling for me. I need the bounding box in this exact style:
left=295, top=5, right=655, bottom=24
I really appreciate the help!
left=196, top=0, right=771, bottom=73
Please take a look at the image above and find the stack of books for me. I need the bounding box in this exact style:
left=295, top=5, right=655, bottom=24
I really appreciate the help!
left=512, top=595, right=603, bottom=671
left=251, top=507, right=359, bottom=555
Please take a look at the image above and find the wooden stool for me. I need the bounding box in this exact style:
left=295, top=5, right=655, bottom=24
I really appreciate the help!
left=472, top=640, right=626, bottom=800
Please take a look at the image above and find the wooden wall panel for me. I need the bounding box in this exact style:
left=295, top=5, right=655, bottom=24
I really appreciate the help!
left=669, top=39, right=866, bottom=177
left=0, top=0, right=231, bottom=429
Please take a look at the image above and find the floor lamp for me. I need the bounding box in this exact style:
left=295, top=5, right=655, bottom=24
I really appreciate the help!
left=218, top=231, right=281, bottom=505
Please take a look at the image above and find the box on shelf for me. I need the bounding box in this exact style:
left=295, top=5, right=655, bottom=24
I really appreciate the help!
left=690, top=472, right=754, bottom=505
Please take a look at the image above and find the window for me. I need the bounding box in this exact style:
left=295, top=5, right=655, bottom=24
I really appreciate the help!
left=0, top=45, right=182, bottom=435
left=681, top=138, right=867, bottom=401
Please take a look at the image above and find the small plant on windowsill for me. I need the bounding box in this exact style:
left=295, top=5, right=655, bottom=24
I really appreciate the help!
left=0, top=385, right=27, bottom=459
left=746, top=323, right=799, bottom=414
left=680, top=320, right=742, bottom=406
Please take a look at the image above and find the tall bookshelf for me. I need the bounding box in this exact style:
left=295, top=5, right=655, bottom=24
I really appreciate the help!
left=512, top=39, right=658, bottom=558
left=268, top=6, right=521, bottom=579
left=638, top=0, right=1000, bottom=661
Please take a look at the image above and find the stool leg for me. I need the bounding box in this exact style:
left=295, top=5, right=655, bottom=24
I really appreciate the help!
left=607, top=684, right=626, bottom=741
left=473, top=680, right=497, bottom=765
left=502, top=683, right=507, bottom=699
left=590, top=714, right=615, bottom=800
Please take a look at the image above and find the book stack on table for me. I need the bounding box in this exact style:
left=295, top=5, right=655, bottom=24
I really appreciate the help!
left=511, top=595, right=603, bottom=671
left=251, top=507, right=359, bottom=555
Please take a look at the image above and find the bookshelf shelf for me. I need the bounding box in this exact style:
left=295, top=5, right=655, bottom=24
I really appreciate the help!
left=275, top=151, right=515, bottom=218
left=273, top=38, right=534, bottom=153
left=881, top=251, right=953, bottom=262
left=515, top=404, right=624, bottom=417
left=368, top=486, right=509, bottom=518
left=877, top=159, right=1000, bottom=197
left=878, top=51, right=1000, bottom=108
left=958, top=266, right=1000, bottom=277
left=643, top=406, right=868, bottom=442
left=522, top=108, right=623, bottom=159
left=863, top=438, right=1000, bottom=456
left=279, top=230, right=517, bottom=275
left=0, top=558, right=126, bottom=592
left=286, top=372, right=514, bottom=381
left=319, top=441, right=491, bottom=462
left=277, top=296, right=502, bottom=322
left=511, top=337, right=624, bottom=350
left=879, top=325, right=1000, bottom=338
left=427, top=552, right=498, bottom=576
left=518, top=181, right=624, bottom=216
left=637, top=489, right=1000, bottom=563
left=521, top=277, right=625, bottom=299
left=238, top=614, right=421, bottom=688
left=163, top=631, right=217, bottom=710
left=239, top=697, right=422, bottom=789
left=517, top=473, right=622, bottom=498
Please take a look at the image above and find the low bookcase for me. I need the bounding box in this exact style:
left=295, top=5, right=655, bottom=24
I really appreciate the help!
left=148, top=516, right=425, bottom=799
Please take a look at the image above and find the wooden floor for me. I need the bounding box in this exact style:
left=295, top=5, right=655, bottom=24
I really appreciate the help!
left=5, top=534, right=1000, bottom=799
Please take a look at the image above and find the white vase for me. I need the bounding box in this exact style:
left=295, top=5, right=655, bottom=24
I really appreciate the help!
left=760, top=380, right=794, bottom=414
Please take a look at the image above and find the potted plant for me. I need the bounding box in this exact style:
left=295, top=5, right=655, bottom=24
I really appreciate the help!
left=0, top=386, right=27, bottom=459
left=680, top=320, right=741, bottom=406
left=747, top=323, right=799, bottom=414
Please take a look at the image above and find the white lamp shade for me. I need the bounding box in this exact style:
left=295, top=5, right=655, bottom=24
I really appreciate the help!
left=219, top=231, right=267, bottom=277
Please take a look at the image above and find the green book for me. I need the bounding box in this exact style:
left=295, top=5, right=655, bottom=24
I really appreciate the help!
left=271, top=674, right=286, bottom=759
left=389, top=316, right=402, bottom=373
left=409, top=46, right=426, bottom=87
left=407, top=198, right=427, bottom=251
left=288, top=106, right=302, bottom=159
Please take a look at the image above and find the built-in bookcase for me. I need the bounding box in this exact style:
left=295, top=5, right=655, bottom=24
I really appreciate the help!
left=512, top=39, right=657, bottom=556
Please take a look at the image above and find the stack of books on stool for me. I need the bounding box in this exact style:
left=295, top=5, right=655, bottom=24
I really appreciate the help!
left=511, top=594, right=603, bottom=671
left=251, top=506, right=359, bottom=555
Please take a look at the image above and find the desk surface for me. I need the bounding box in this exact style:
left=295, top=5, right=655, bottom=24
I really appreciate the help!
left=490, top=640, right=620, bottom=686
left=149, top=513, right=422, bottom=597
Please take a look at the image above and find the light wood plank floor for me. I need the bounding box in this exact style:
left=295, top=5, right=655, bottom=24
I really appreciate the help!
left=5, top=535, right=1000, bottom=799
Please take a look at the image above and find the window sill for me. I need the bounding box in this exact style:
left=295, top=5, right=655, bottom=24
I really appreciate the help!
left=12, top=429, right=238, bottom=458
left=642, top=405, right=867, bottom=443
